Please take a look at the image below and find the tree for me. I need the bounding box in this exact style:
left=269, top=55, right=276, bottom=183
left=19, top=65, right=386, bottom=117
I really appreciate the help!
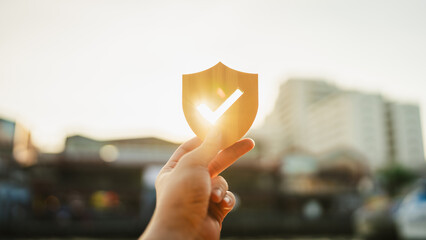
left=377, top=164, right=417, bottom=196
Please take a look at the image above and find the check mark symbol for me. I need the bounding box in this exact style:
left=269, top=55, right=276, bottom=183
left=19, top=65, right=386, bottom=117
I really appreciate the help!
left=197, top=89, right=243, bottom=124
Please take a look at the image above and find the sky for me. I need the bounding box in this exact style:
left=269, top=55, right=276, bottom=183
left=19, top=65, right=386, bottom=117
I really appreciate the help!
left=0, top=0, right=426, bottom=152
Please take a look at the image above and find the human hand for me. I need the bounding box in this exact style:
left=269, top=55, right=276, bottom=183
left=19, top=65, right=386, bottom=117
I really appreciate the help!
left=140, top=130, right=255, bottom=240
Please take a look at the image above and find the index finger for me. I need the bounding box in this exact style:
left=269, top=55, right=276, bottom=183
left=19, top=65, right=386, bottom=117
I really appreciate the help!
left=208, top=138, right=255, bottom=177
left=178, top=129, right=222, bottom=168
left=160, top=137, right=202, bottom=173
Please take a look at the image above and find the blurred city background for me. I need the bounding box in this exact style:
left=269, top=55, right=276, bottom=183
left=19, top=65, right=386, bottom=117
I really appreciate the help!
left=1, top=0, right=426, bottom=239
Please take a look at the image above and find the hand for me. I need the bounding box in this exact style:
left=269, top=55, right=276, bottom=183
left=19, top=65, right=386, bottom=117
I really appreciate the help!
left=140, top=130, right=255, bottom=240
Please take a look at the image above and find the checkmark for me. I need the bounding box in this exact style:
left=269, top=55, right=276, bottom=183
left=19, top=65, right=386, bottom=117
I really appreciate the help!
left=197, top=89, right=244, bottom=124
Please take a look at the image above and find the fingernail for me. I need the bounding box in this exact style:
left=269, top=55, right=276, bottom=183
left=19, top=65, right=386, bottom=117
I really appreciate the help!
left=224, top=196, right=232, bottom=206
left=213, top=189, right=222, bottom=199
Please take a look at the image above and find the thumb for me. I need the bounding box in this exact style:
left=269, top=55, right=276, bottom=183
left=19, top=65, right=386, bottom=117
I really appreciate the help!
left=180, top=129, right=222, bottom=167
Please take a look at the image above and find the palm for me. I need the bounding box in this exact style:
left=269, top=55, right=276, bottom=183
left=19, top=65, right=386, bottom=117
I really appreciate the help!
left=141, top=136, right=254, bottom=240
left=199, top=214, right=221, bottom=240
left=159, top=169, right=224, bottom=239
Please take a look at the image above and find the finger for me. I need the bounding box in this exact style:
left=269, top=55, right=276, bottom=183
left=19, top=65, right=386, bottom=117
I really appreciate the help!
left=210, top=176, right=228, bottom=203
left=208, top=191, right=236, bottom=227
left=220, top=191, right=236, bottom=217
left=179, top=129, right=222, bottom=167
left=209, top=138, right=255, bottom=177
left=208, top=202, right=225, bottom=229
left=161, top=137, right=202, bottom=173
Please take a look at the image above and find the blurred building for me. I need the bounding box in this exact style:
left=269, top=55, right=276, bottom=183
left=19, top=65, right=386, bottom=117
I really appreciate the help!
left=259, top=79, right=425, bottom=171
left=13, top=123, right=37, bottom=167
left=0, top=117, right=37, bottom=169
left=11, top=135, right=181, bottom=236
left=62, top=135, right=178, bottom=166
left=258, top=79, right=338, bottom=157
left=0, top=118, right=35, bottom=224
left=0, top=118, right=16, bottom=173
left=387, top=102, right=425, bottom=169
left=306, top=91, right=387, bottom=170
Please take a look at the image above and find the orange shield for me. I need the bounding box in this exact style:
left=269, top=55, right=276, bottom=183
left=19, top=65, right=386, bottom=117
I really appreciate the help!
left=182, top=62, right=258, bottom=149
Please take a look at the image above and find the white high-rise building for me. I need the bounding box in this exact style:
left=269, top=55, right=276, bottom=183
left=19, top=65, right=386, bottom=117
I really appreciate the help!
left=258, top=79, right=337, bottom=156
left=306, top=91, right=388, bottom=169
left=387, top=102, right=425, bottom=169
left=259, top=79, right=425, bottom=171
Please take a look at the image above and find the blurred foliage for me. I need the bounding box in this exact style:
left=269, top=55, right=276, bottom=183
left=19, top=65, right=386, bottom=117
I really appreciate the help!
left=377, top=163, right=417, bottom=196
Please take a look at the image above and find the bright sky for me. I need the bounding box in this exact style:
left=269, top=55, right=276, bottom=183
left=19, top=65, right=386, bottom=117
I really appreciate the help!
left=1, top=0, right=426, bottom=152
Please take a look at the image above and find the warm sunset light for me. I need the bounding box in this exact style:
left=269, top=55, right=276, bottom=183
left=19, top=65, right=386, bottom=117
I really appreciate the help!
left=196, top=89, right=243, bottom=124
left=1, top=1, right=426, bottom=152
left=1, top=1, right=426, bottom=239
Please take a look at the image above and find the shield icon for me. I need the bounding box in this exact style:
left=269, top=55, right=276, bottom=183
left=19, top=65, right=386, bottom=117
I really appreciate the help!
left=183, top=62, right=258, bottom=149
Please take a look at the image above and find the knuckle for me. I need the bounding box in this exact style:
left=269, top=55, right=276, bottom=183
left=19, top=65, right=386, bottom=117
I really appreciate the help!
left=213, top=175, right=228, bottom=191
left=228, top=145, right=241, bottom=159
left=226, top=191, right=235, bottom=202
left=218, top=176, right=228, bottom=189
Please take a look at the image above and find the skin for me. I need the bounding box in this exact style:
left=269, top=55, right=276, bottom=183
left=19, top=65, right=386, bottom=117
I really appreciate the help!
left=140, top=130, right=255, bottom=240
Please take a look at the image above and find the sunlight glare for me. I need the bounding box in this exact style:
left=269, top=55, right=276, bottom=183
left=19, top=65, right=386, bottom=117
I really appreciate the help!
left=196, top=89, right=243, bottom=124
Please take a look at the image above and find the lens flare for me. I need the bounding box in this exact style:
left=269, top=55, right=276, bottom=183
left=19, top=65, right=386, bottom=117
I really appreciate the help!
left=196, top=89, right=243, bottom=124
left=99, top=144, right=119, bottom=162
